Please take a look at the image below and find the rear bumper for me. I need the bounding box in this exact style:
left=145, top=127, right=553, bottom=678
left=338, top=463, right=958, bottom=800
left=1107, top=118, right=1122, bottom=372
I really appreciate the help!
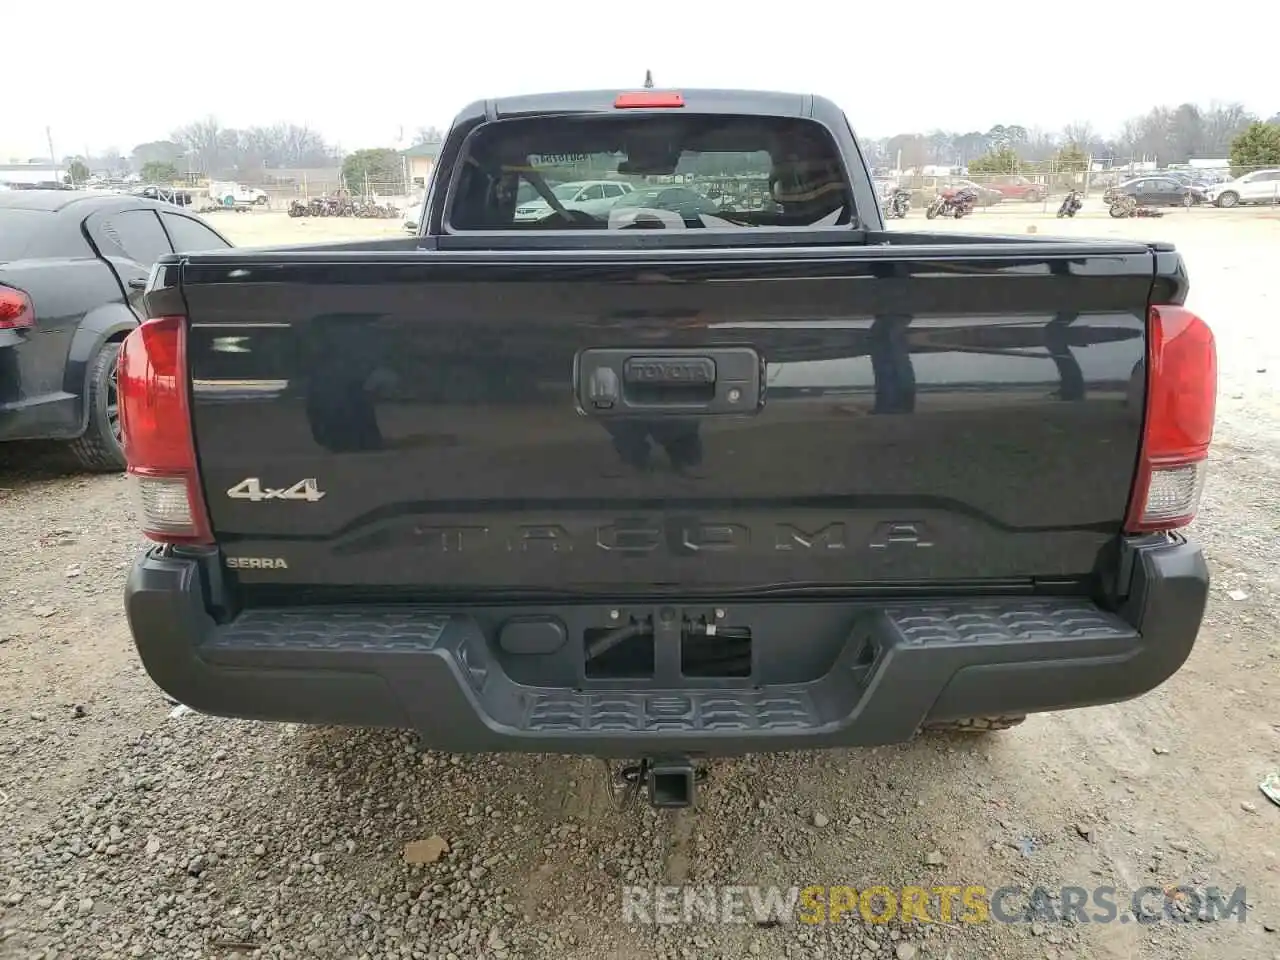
left=124, top=538, right=1208, bottom=757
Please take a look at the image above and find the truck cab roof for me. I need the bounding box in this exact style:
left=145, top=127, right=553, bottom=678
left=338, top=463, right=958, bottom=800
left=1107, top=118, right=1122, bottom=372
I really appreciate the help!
left=455, top=88, right=841, bottom=124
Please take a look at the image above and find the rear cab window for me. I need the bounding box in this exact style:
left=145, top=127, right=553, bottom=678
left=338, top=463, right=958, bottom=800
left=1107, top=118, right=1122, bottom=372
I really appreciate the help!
left=446, top=113, right=856, bottom=237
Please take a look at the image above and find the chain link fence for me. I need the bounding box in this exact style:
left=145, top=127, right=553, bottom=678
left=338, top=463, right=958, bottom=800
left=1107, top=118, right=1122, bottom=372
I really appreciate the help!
left=252, top=177, right=415, bottom=211
left=196, top=163, right=1280, bottom=218
left=885, top=162, right=1280, bottom=214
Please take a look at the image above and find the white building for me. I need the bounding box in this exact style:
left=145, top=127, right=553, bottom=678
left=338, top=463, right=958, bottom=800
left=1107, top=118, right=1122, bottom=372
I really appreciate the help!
left=0, top=162, right=66, bottom=186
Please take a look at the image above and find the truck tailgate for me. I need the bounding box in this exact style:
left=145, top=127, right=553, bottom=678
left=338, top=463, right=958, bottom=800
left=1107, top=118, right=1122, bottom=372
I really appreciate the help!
left=181, top=246, right=1153, bottom=596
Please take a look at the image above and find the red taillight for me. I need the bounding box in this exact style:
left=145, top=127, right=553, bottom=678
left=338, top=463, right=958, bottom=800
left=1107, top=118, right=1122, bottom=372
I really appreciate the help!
left=118, top=316, right=212, bottom=544
left=614, top=91, right=685, bottom=109
left=0, top=286, right=35, bottom=330
left=1124, top=305, right=1217, bottom=534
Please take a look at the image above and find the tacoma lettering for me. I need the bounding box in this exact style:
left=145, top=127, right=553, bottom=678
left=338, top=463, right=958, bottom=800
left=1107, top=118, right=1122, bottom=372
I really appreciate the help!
left=680, top=522, right=748, bottom=552
left=775, top=522, right=848, bottom=551
left=597, top=521, right=662, bottom=553
left=404, top=519, right=934, bottom=554
left=512, top=524, right=572, bottom=552
left=869, top=521, right=934, bottom=549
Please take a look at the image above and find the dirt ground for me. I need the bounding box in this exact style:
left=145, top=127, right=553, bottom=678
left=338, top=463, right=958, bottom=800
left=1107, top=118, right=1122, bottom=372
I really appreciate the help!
left=1, top=206, right=1278, bottom=960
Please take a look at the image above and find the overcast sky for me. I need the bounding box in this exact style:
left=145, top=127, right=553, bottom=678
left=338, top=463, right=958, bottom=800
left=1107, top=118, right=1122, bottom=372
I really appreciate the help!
left=5, top=2, right=1275, bottom=161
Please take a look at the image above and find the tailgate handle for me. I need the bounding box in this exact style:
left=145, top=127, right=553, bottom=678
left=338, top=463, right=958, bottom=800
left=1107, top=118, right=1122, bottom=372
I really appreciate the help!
left=577, top=347, right=761, bottom=416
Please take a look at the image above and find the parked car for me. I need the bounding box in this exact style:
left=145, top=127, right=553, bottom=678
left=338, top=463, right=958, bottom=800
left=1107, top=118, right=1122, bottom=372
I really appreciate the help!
left=1103, top=176, right=1207, bottom=207
left=513, top=179, right=634, bottom=221
left=1160, top=170, right=1214, bottom=191
left=131, top=184, right=196, bottom=207
left=207, top=182, right=269, bottom=207
left=988, top=175, right=1047, bottom=202
left=1205, top=169, right=1280, bottom=207
left=609, top=184, right=724, bottom=220
left=119, top=87, right=1214, bottom=811
left=939, top=178, right=1003, bottom=206
left=402, top=195, right=426, bottom=234
left=1192, top=170, right=1231, bottom=187
left=1, top=191, right=232, bottom=470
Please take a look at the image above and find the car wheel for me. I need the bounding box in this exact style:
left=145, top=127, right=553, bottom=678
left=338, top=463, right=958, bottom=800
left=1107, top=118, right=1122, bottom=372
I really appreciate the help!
left=68, top=340, right=126, bottom=472
left=1215, top=191, right=1239, bottom=208
left=921, top=715, right=1027, bottom=735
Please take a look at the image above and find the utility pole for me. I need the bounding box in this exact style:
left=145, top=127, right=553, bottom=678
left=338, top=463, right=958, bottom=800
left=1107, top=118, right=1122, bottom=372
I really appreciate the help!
left=45, top=126, right=57, bottom=168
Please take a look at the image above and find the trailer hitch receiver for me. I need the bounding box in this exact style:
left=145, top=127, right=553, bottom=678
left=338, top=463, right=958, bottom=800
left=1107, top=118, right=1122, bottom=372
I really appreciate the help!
left=647, top=756, right=697, bottom=809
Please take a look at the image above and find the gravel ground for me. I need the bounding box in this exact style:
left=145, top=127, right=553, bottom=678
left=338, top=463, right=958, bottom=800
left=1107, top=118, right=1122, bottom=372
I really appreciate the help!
left=2, top=210, right=1279, bottom=960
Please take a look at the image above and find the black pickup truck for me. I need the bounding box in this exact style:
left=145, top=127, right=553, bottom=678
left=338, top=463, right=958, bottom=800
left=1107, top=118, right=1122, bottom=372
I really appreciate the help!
left=120, top=89, right=1216, bottom=808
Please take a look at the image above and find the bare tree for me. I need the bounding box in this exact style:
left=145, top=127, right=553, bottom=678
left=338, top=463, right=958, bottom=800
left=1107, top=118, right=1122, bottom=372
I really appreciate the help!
left=1023, top=128, right=1060, bottom=163
left=132, top=140, right=184, bottom=171
left=1166, top=104, right=1205, bottom=162
left=1062, top=121, right=1093, bottom=146
left=1115, top=119, right=1143, bottom=160
left=81, top=148, right=122, bottom=177
left=926, top=130, right=954, bottom=165
left=641, top=99, right=1264, bottom=177
left=1201, top=102, right=1255, bottom=155
left=275, top=124, right=332, bottom=167
left=1111, top=103, right=1248, bottom=164
left=885, top=134, right=929, bottom=171
left=172, top=117, right=223, bottom=174
left=166, top=118, right=338, bottom=179
left=413, top=125, right=446, bottom=146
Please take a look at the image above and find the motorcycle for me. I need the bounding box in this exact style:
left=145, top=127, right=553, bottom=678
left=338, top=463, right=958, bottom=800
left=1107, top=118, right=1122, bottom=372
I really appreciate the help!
left=925, top=187, right=979, bottom=220
left=287, top=199, right=309, bottom=218
left=883, top=188, right=912, bottom=219
left=1057, top=190, right=1083, bottom=218
left=1108, top=195, right=1165, bottom=219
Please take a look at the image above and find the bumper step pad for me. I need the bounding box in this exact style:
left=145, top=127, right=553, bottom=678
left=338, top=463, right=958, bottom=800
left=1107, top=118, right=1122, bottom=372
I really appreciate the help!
left=199, top=599, right=1138, bottom=745
left=123, top=539, right=1210, bottom=754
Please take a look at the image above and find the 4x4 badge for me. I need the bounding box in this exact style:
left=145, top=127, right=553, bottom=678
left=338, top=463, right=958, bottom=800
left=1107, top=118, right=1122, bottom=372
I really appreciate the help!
left=226, top=477, right=326, bottom=503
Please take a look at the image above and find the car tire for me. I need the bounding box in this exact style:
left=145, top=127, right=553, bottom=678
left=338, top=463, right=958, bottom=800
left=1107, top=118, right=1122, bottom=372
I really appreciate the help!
left=68, top=341, right=126, bottom=472
left=1215, top=191, right=1239, bottom=208
left=921, top=715, right=1027, bottom=734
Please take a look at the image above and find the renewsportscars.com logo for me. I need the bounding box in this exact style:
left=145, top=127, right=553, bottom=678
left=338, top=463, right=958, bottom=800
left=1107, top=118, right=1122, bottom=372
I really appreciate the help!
left=620, top=884, right=1249, bottom=926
